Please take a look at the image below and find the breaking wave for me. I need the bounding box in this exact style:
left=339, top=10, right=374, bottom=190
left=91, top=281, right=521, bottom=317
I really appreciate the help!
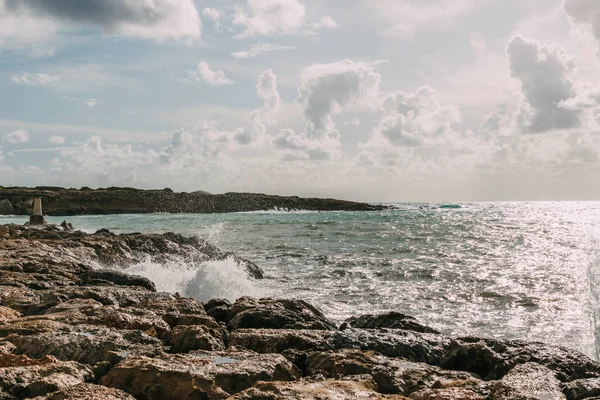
left=123, top=256, right=262, bottom=302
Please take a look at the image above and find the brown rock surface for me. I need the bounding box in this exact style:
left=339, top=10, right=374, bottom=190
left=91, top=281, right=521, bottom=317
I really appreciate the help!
left=32, top=383, right=135, bottom=400
left=101, top=351, right=301, bottom=400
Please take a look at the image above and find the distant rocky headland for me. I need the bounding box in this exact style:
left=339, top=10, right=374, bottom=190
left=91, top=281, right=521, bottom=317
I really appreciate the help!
left=0, top=223, right=599, bottom=399
left=0, top=186, right=384, bottom=216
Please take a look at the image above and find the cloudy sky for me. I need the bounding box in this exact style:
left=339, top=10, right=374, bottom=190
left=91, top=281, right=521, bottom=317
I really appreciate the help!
left=1, top=0, right=600, bottom=201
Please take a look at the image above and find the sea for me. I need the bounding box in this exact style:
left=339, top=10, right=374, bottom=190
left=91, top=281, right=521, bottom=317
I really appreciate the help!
left=3, top=202, right=600, bottom=359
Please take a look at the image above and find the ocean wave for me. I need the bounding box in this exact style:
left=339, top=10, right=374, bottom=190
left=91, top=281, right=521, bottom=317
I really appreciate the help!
left=122, top=256, right=262, bottom=302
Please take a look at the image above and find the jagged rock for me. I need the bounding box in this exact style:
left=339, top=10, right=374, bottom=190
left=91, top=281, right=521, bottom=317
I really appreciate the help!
left=31, top=383, right=135, bottom=400
left=59, top=221, right=73, bottom=232
left=563, top=377, right=600, bottom=400
left=79, top=269, right=156, bottom=291
left=171, top=324, right=227, bottom=352
left=0, top=307, right=21, bottom=322
left=0, top=200, right=13, bottom=215
left=228, top=329, right=335, bottom=354
left=9, top=325, right=165, bottom=366
left=0, top=354, right=93, bottom=398
left=442, top=337, right=600, bottom=382
left=341, top=312, right=440, bottom=334
left=101, top=351, right=301, bottom=399
left=410, top=387, right=487, bottom=400
left=491, top=362, right=565, bottom=400
left=230, top=376, right=411, bottom=399
left=205, top=299, right=231, bottom=324
left=227, top=297, right=338, bottom=331
left=306, top=349, right=483, bottom=396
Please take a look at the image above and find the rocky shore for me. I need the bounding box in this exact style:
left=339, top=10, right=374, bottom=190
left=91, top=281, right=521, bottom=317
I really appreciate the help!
left=0, top=187, right=385, bottom=216
left=0, top=224, right=599, bottom=399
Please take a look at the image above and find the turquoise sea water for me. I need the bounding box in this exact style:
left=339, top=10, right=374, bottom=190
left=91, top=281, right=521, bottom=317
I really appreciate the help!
left=3, top=202, right=600, bottom=358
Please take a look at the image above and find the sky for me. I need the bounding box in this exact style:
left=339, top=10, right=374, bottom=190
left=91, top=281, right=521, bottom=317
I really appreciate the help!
left=1, top=0, right=600, bottom=202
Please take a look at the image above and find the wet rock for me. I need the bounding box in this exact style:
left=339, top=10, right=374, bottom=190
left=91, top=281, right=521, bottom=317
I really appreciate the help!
left=171, top=324, right=227, bottom=352
left=228, top=329, right=335, bottom=354
left=205, top=299, right=231, bottom=324
left=306, top=349, right=482, bottom=396
left=491, top=362, right=565, bottom=400
left=442, top=337, right=600, bottom=382
left=231, top=376, right=411, bottom=399
left=9, top=325, right=165, bottom=366
left=341, top=312, right=440, bottom=334
left=0, top=200, right=13, bottom=215
left=227, top=297, right=337, bottom=331
left=0, top=354, right=93, bottom=398
left=101, top=351, right=301, bottom=399
left=563, top=378, right=600, bottom=400
left=32, top=383, right=135, bottom=400
left=79, top=269, right=156, bottom=291
left=59, top=221, right=73, bottom=232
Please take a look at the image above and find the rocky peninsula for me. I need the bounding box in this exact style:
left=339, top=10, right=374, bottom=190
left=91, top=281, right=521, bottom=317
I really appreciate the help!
left=0, top=224, right=599, bottom=399
left=0, top=187, right=384, bottom=216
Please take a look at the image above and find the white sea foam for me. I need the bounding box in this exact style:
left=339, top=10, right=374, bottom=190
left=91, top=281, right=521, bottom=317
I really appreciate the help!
left=123, top=256, right=262, bottom=302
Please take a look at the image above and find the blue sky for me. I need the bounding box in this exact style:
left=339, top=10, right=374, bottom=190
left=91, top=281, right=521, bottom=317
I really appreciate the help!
left=1, top=0, right=600, bottom=201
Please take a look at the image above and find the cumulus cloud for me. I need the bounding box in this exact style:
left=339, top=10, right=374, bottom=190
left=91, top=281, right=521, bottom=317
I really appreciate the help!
left=233, top=0, right=306, bottom=37
left=2, top=0, right=202, bottom=41
left=505, top=35, right=580, bottom=133
left=192, top=62, right=235, bottom=86
left=202, top=7, right=223, bottom=31
left=48, top=135, right=65, bottom=145
left=298, top=60, right=382, bottom=139
left=231, top=43, right=296, bottom=59
left=251, top=69, right=281, bottom=140
left=11, top=71, right=59, bottom=85
left=3, top=129, right=30, bottom=144
left=564, top=0, right=600, bottom=43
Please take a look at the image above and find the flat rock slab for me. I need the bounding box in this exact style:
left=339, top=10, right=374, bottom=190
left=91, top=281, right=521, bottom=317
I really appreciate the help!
left=230, top=377, right=411, bottom=399
left=101, top=351, right=301, bottom=400
left=563, top=377, right=600, bottom=400
left=491, top=362, right=566, bottom=400
left=31, top=383, right=135, bottom=400
left=0, top=354, right=93, bottom=399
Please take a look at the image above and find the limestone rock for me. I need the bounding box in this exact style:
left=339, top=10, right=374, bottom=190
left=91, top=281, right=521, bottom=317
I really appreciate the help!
left=0, top=307, right=21, bottom=322
left=230, top=377, right=411, bottom=399
left=79, top=269, right=156, bottom=291
left=32, top=383, right=135, bottom=400
left=563, top=377, right=600, bottom=400
left=410, top=387, right=487, bottom=400
left=0, top=354, right=93, bottom=398
left=341, top=312, right=440, bottom=334
left=9, top=325, right=165, bottom=366
left=227, top=297, right=337, bottom=331
left=172, top=324, right=227, bottom=352
left=101, top=351, right=301, bottom=400
left=491, top=362, right=566, bottom=400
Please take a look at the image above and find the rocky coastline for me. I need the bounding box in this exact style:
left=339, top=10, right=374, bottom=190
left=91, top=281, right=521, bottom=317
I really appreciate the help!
left=0, top=224, right=599, bottom=399
left=0, top=187, right=385, bottom=216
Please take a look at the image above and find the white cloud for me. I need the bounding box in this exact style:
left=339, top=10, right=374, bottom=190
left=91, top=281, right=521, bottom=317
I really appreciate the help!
left=366, top=0, right=487, bottom=37
left=233, top=0, right=306, bottom=37
left=192, top=62, right=235, bottom=86
left=86, top=99, right=97, bottom=107
left=2, top=0, right=202, bottom=41
left=202, top=7, right=223, bottom=31
left=231, top=43, right=296, bottom=59
left=252, top=69, right=281, bottom=140
left=298, top=60, right=382, bottom=139
left=3, top=129, right=30, bottom=144
left=10, top=71, right=59, bottom=85
left=308, top=15, right=339, bottom=30
left=564, top=0, right=600, bottom=43
left=48, top=135, right=65, bottom=145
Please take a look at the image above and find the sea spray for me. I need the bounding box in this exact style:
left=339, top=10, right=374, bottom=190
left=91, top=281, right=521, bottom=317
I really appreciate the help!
left=124, top=256, right=262, bottom=302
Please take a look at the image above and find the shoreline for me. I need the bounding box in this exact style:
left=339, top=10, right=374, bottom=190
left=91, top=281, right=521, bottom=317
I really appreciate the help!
left=0, top=187, right=385, bottom=216
left=0, top=224, right=598, bottom=399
